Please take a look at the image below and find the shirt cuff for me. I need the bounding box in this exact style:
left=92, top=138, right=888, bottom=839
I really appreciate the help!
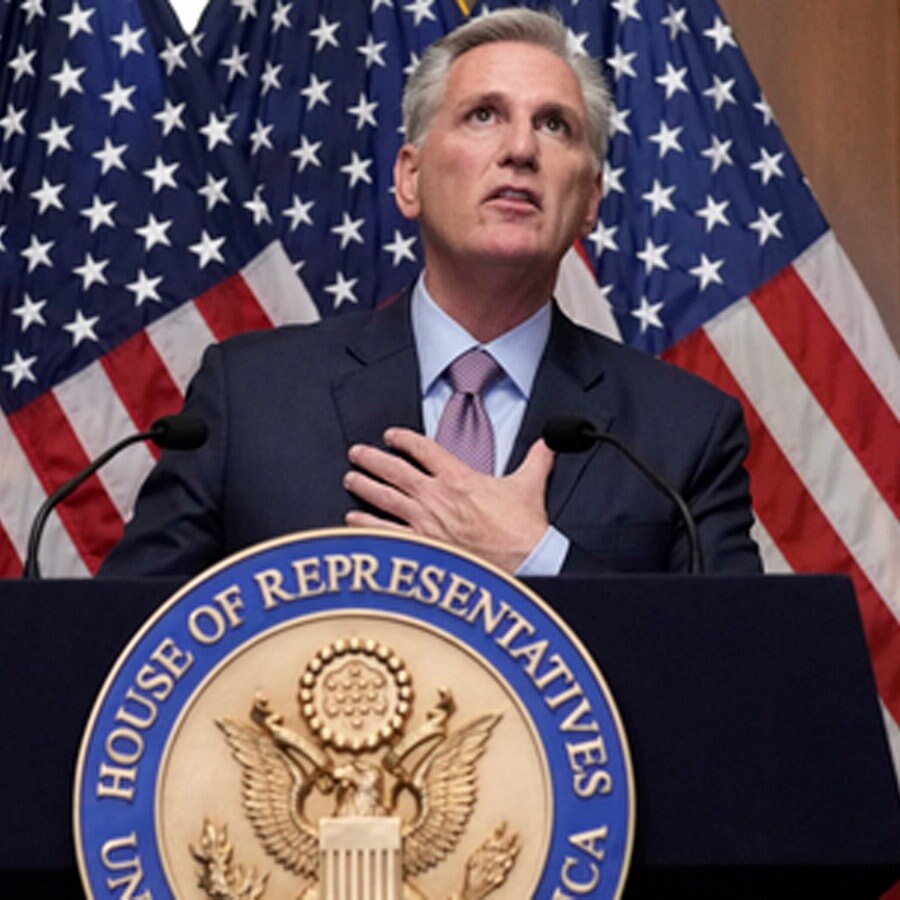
left=516, top=526, right=569, bottom=577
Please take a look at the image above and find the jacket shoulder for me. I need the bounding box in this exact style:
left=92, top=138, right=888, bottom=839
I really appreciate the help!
left=217, top=307, right=376, bottom=355
left=557, top=314, right=737, bottom=410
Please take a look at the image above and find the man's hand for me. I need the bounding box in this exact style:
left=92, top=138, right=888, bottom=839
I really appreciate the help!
left=343, top=427, right=555, bottom=573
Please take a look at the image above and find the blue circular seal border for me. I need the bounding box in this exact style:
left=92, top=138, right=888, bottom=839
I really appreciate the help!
left=75, top=529, right=635, bottom=898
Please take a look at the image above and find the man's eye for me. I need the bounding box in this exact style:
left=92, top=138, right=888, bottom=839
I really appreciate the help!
left=542, top=114, right=570, bottom=135
left=469, top=106, right=494, bottom=123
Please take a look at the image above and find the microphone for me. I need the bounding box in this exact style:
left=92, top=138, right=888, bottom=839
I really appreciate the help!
left=23, top=413, right=208, bottom=579
left=148, top=413, right=208, bottom=451
left=542, top=415, right=705, bottom=574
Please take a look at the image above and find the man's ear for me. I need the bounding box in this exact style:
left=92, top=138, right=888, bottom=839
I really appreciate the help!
left=579, top=167, right=604, bottom=238
left=394, top=144, right=421, bottom=220
left=581, top=169, right=603, bottom=237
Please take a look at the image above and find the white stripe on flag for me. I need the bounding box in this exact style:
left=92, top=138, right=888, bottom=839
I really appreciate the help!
left=147, top=301, right=217, bottom=394
left=555, top=247, right=622, bottom=341
left=242, top=240, right=320, bottom=326
left=54, top=361, right=156, bottom=519
left=0, top=413, right=89, bottom=576
left=794, top=232, right=900, bottom=416
left=880, top=702, right=900, bottom=774
left=706, top=296, right=900, bottom=614
left=750, top=515, right=792, bottom=574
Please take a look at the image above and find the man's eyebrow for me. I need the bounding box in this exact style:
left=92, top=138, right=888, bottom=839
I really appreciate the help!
left=535, top=100, right=580, bottom=118
left=453, top=92, right=583, bottom=119
left=453, top=90, right=508, bottom=110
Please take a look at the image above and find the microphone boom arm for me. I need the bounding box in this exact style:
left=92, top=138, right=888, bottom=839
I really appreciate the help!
left=23, top=431, right=156, bottom=579
left=543, top=415, right=705, bottom=574
left=589, top=430, right=704, bottom=575
left=22, top=414, right=207, bottom=579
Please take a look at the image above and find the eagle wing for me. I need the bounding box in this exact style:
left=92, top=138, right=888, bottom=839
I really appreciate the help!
left=217, top=718, right=319, bottom=878
left=402, top=713, right=500, bottom=877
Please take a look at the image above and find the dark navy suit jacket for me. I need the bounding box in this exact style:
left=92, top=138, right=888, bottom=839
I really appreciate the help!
left=101, top=296, right=761, bottom=577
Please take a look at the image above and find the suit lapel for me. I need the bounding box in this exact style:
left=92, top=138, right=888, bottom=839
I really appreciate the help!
left=332, top=294, right=423, bottom=448
left=509, top=306, right=614, bottom=519
left=332, top=298, right=615, bottom=522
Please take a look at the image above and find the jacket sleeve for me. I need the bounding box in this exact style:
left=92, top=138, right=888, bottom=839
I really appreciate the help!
left=671, top=393, right=762, bottom=573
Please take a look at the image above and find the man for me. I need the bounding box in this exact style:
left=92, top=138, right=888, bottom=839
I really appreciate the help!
left=102, top=9, right=761, bottom=578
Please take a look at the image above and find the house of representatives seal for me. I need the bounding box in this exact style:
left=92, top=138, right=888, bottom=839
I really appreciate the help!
left=75, top=529, right=635, bottom=898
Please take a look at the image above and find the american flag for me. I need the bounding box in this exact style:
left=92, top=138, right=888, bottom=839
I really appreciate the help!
left=2, top=0, right=898, bottom=769
left=0, top=0, right=316, bottom=576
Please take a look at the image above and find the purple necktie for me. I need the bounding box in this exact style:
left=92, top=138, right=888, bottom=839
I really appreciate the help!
left=435, top=348, right=503, bottom=474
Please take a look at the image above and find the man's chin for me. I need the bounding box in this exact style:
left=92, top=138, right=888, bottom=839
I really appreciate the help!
left=472, top=221, right=576, bottom=268
left=472, top=244, right=557, bottom=272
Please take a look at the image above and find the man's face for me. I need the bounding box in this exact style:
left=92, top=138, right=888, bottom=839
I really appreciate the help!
left=395, top=41, right=603, bottom=277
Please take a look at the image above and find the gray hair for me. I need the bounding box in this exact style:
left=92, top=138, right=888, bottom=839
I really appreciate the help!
left=402, top=7, right=612, bottom=167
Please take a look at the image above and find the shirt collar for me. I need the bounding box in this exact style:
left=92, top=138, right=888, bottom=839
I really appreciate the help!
left=410, top=274, right=551, bottom=399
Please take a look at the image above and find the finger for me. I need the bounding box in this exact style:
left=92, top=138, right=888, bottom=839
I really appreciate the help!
left=510, top=438, right=555, bottom=487
left=348, top=442, right=428, bottom=495
left=343, top=469, right=421, bottom=524
left=383, top=427, right=463, bottom=475
left=344, top=510, right=411, bottom=533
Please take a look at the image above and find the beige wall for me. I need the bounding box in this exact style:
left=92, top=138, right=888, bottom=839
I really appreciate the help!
left=719, top=0, right=900, bottom=352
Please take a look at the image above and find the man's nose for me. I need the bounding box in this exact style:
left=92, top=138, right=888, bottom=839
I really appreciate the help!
left=500, top=118, right=539, bottom=170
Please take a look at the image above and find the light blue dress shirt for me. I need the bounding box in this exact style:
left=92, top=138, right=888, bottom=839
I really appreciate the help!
left=410, top=276, right=569, bottom=576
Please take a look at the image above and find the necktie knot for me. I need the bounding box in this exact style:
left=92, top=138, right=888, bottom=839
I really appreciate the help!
left=446, top=348, right=502, bottom=396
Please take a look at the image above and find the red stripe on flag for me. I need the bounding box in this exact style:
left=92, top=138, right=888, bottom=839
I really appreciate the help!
left=573, top=238, right=593, bottom=268
left=0, top=520, right=23, bottom=578
left=194, top=271, right=273, bottom=342
left=751, top=266, right=899, bottom=515
left=8, top=394, right=124, bottom=574
left=666, top=329, right=900, bottom=723
left=101, top=330, right=185, bottom=459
